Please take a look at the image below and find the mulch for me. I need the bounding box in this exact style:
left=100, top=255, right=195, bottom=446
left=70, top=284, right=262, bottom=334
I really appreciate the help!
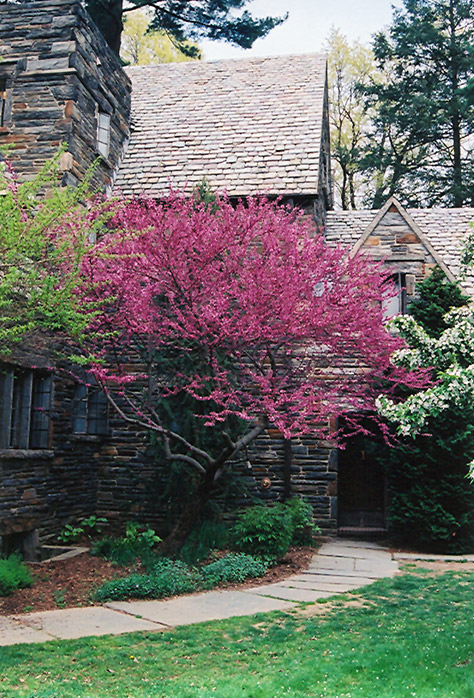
left=0, top=545, right=315, bottom=616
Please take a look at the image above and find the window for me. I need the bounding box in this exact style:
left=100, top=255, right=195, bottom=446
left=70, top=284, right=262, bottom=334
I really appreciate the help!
left=383, top=272, right=416, bottom=319
left=96, top=111, right=111, bottom=158
left=0, top=79, right=7, bottom=127
left=72, top=383, right=108, bottom=435
left=0, top=366, right=52, bottom=449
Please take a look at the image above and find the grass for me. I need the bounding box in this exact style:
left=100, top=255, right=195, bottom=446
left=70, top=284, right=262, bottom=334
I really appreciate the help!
left=1, top=570, right=474, bottom=697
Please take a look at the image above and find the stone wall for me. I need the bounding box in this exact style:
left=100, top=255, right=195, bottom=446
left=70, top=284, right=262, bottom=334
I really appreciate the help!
left=93, top=425, right=338, bottom=536
left=0, top=0, right=131, bottom=191
left=0, top=371, right=99, bottom=554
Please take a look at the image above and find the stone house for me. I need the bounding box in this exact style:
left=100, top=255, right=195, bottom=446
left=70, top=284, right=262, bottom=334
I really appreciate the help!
left=0, top=0, right=473, bottom=554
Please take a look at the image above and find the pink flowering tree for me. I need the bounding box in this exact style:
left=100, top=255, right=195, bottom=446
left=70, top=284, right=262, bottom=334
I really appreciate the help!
left=70, top=191, right=423, bottom=550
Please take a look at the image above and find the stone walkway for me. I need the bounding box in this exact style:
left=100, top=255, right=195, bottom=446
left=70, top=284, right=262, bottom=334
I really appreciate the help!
left=0, top=539, right=399, bottom=646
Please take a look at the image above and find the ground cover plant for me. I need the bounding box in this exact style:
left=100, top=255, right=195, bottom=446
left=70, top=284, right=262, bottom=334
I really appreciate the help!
left=1, top=568, right=474, bottom=697
left=91, top=522, right=162, bottom=567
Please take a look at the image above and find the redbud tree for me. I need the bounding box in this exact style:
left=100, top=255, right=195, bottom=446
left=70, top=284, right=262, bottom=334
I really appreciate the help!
left=74, top=191, right=419, bottom=550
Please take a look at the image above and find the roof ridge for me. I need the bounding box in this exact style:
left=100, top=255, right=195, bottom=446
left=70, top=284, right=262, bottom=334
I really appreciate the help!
left=125, top=53, right=326, bottom=71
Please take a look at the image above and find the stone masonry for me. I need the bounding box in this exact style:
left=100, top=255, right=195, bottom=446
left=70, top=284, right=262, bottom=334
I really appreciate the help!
left=0, top=0, right=131, bottom=191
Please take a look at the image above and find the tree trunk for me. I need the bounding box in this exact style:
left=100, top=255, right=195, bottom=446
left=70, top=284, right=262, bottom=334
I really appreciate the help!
left=448, top=0, right=463, bottom=207
left=86, top=0, right=124, bottom=56
left=158, top=474, right=215, bottom=556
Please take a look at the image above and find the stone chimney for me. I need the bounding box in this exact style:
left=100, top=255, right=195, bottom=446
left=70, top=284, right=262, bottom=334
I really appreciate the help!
left=0, top=0, right=131, bottom=190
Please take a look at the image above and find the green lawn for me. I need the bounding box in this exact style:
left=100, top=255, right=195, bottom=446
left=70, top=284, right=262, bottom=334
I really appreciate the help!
left=1, top=570, right=474, bottom=698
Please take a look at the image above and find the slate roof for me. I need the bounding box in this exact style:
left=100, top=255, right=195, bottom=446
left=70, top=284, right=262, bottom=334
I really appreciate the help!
left=114, top=54, right=327, bottom=198
left=325, top=208, right=474, bottom=293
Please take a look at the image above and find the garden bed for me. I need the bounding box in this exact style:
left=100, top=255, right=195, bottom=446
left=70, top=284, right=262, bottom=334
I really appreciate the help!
left=0, top=546, right=315, bottom=616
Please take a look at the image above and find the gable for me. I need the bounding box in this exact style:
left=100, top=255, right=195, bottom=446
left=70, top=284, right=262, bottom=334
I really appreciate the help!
left=114, top=54, right=328, bottom=199
left=353, top=198, right=452, bottom=281
left=325, top=199, right=474, bottom=295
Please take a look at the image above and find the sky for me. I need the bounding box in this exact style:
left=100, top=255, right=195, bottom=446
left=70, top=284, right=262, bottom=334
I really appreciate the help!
left=200, top=0, right=404, bottom=60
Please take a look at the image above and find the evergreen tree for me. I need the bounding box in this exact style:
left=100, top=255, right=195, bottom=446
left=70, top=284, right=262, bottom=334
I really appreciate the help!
left=362, top=0, right=474, bottom=208
left=84, top=0, right=286, bottom=57
left=408, top=266, right=470, bottom=338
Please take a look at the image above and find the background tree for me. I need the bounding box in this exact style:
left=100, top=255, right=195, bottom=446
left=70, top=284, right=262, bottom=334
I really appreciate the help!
left=326, top=29, right=376, bottom=210
left=361, top=0, right=474, bottom=208
left=120, top=9, right=201, bottom=65
left=84, top=0, right=286, bottom=57
left=71, top=192, right=417, bottom=552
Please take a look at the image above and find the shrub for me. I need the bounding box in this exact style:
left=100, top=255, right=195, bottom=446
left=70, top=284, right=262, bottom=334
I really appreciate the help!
left=91, top=522, right=161, bottom=567
left=285, top=498, right=317, bottom=544
left=57, top=516, right=108, bottom=543
left=200, top=553, right=268, bottom=589
left=0, top=555, right=33, bottom=596
left=93, top=558, right=198, bottom=602
left=384, top=409, right=474, bottom=553
left=57, top=524, right=84, bottom=544
left=230, top=504, right=294, bottom=563
left=179, top=520, right=229, bottom=565
left=408, top=266, right=470, bottom=338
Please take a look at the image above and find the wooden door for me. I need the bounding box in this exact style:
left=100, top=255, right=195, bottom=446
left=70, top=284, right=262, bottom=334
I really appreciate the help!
left=337, top=433, right=386, bottom=531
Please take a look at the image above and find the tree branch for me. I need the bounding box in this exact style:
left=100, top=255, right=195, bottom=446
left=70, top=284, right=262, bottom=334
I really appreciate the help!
left=163, top=433, right=206, bottom=474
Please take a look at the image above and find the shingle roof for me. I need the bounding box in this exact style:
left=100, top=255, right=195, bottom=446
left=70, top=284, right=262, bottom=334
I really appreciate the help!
left=325, top=208, right=474, bottom=293
left=114, top=54, right=327, bottom=198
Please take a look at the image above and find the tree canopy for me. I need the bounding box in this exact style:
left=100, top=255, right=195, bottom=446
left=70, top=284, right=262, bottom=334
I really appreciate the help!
left=84, top=0, right=286, bottom=56
left=0, top=156, right=428, bottom=550
left=362, top=0, right=474, bottom=208
left=326, top=29, right=376, bottom=210
left=61, top=188, right=420, bottom=548
left=376, top=270, right=474, bottom=552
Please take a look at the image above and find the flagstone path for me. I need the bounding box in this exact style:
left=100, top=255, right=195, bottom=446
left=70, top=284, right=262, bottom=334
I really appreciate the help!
left=0, top=539, right=401, bottom=646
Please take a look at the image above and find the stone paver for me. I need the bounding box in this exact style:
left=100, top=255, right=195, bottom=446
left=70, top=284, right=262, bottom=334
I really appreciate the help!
left=0, top=616, right=52, bottom=646
left=0, top=539, right=399, bottom=646
left=394, top=552, right=474, bottom=562
left=244, top=585, right=335, bottom=603
left=279, top=576, right=370, bottom=592
left=1, top=607, right=164, bottom=646
left=106, top=590, right=295, bottom=626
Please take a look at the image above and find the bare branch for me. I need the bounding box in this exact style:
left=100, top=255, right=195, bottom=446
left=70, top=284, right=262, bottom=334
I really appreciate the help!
left=163, top=434, right=206, bottom=474
left=103, top=388, right=213, bottom=464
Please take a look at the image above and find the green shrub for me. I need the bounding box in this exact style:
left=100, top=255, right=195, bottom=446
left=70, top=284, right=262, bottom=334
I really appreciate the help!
left=91, top=522, right=161, bottom=567
left=285, top=498, right=317, bottom=544
left=230, top=504, right=293, bottom=562
left=57, top=516, right=108, bottom=543
left=93, top=558, right=198, bottom=602
left=0, top=555, right=33, bottom=596
left=200, top=553, right=268, bottom=589
left=383, top=269, right=474, bottom=553
left=179, top=520, right=229, bottom=565
left=384, top=408, right=474, bottom=553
